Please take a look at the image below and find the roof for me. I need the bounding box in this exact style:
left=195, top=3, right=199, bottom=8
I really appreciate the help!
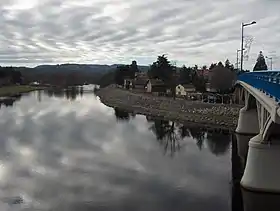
left=134, top=78, right=148, bottom=86
left=182, top=84, right=195, bottom=89
left=148, top=79, right=165, bottom=86
left=152, top=84, right=167, bottom=92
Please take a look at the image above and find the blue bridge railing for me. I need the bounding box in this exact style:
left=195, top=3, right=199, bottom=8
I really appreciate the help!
left=238, top=70, right=280, bottom=103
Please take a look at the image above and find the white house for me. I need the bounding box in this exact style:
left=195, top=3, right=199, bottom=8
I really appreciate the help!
left=176, top=84, right=186, bottom=96
left=176, top=84, right=196, bottom=96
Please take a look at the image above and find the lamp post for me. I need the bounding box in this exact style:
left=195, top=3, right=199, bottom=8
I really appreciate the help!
left=236, top=49, right=244, bottom=70
left=266, top=56, right=273, bottom=70
left=240, top=21, right=256, bottom=72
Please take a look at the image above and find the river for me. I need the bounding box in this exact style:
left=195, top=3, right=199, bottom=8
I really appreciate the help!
left=0, top=86, right=278, bottom=211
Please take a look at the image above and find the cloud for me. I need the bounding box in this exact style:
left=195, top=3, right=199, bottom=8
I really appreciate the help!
left=0, top=0, right=279, bottom=69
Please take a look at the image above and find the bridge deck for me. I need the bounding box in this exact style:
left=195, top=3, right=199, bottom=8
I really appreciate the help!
left=238, top=71, right=280, bottom=103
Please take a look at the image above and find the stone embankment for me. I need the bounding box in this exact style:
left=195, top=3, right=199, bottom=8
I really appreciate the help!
left=96, top=85, right=242, bottom=131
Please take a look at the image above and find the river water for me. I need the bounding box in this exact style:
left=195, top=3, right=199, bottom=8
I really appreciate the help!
left=0, top=86, right=277, bottom=211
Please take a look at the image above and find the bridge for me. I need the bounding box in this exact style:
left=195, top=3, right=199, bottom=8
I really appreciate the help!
left=235, top=70, right=280, bottom=193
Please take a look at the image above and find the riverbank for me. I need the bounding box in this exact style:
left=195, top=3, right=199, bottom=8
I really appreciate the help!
left=96, top=85, right=242, bottom=131
left=0, top=85, right=45, bottom=97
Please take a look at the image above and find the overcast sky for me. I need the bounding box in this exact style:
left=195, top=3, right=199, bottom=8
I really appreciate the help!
left=0, top=0, right=279, bottom=69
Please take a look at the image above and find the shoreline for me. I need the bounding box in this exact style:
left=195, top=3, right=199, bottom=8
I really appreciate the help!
left=96, top=85, right=242, bottom=131
left=0, top=85, right=46, bottom=98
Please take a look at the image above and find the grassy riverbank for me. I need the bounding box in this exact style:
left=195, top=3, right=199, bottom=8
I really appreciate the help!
left=0, top=85, right=45, bottom=97
left=97, top=85, right=242, bottom=131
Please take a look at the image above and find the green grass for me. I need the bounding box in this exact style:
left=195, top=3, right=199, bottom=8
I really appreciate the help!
left=0, top=85, right=45, bottom=97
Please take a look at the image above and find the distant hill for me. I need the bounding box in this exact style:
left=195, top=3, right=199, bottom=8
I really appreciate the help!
left=12, top=63, right=149, bottom=86
left=24, top=63, right=149, bottom=74
left=33, top=64, right=117, bottom=74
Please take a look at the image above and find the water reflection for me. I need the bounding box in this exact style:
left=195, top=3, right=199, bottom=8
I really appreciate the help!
left=0, top=94, right=22, bottom=108
left=44, top=86, right=84, bottom=101
left=148, top=118, right=184, bottom=157
left=232, top=134, right=245, bottom=211
left=206, top=131, right=231, bottom=156
left=0, top=90, right=254, bottom=211
left=114, top=108, right=130, bottom=121
left=113, top=110, right=232, bottom=157
left=146, top=117, right=231, bottom=157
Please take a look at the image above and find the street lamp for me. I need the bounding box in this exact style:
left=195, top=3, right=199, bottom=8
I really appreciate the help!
left=236, top=48, right=245, bottom=70
left=266, top=56, right=273, bottom=70
left=240, top=21, right=256, bottom=72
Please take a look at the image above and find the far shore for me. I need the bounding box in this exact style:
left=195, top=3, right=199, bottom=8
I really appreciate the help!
left=96, top=85, right=242, bottom=131
left=0, top=85, right=46, bottom=97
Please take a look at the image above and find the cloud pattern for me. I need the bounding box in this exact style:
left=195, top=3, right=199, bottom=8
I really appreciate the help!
left=0, top=0, right=279, bottom=69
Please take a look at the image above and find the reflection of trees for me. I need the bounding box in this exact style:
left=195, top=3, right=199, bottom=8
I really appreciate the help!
left=188, top=127, right=205, bottom=150
left=179, top=125, right=191, bottom=139
left=37, top=90, right=42, bottom=102
left=80, top=86, right=83, bottom=97
left=206, top=132, right=231, bottom=155
left=114, top=108, right=130, bottom=121
left=65, top=87, right=78, bottom=100
left=44, top=86, right=84, bottom=100
left=149, top=119, right=187, bottom=157
left=231, top=134, right=244, bottom=211
left=0, top=94, right=22, bottom=108
left=147, top=116, right=232, bottom=156
left=45, top=89, right=64, bottom=98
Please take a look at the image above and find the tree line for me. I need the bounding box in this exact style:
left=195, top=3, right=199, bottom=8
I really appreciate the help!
left=0, top=66, right=22, bottom=84
left=114, top=50, right=269, bottom=94
left=114, top=54, right=238, bottom=94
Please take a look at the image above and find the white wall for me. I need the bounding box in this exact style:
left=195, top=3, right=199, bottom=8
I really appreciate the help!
left=176, top=85, right=187, bottom=96
left=146, top=81, right=152, bottom=92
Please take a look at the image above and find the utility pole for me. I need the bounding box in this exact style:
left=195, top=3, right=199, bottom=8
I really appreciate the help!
left=240, top=21, right=256, bottom=72
left=236, top=49, right=243, bottom=70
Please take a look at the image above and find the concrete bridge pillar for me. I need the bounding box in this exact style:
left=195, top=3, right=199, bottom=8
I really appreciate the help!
left=241, top=134, right=280, bottom=193
left=236, top=89, right=280, bottom=192
left=241, top=119, right=280, bottom=192
left=236, top=91, right=259, bottom=135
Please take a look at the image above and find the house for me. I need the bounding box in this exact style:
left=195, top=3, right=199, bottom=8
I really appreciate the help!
left=123, top=77, right=134, bottom=90
left=134, top=78, right=148, bottom=90
left=146, top=79, right=167, bottom=95
left=134, top=73, right=149, bottom=90
left=176, top=84, right=196, bottom=96
left=183, top=84, right=196, bottom=92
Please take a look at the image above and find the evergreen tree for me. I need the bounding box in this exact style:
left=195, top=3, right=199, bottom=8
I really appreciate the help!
left=217, top=61, right=224, bottom=67
left=253, top=51, right=268, bottom=71
left=209, top=63, right=217, bottom=70
left=225, top=59, right=234, bottom=71
left=130, top=60, right=139, bottom=76
left=179, top=65, right=192, bottom=84
left=148, top=55, right=175, bottom=81
left=114, top=65, right=130, bottom=85
left=149, top=55, right=176, bottom=99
